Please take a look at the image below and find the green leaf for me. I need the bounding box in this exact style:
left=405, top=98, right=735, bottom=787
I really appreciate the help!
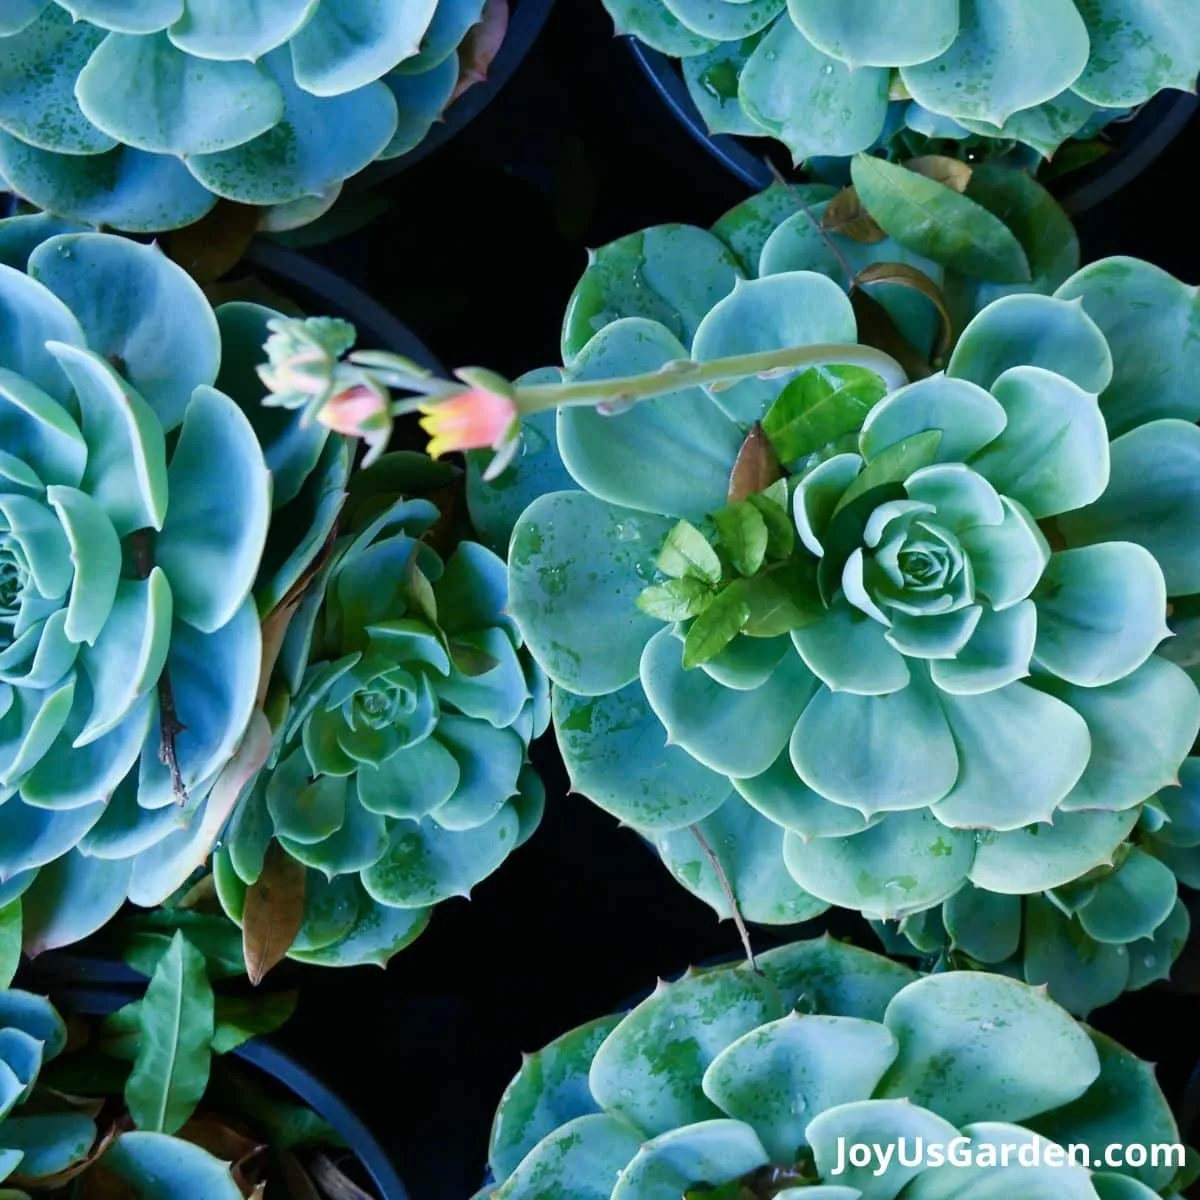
left=740, top=560, right=822, bottom=637
left=637, top=577, right=715, bottom=621
left=124, top=931, right=214, bottom=1135
left=745, top=490, right=794, bottom=560
left=208, top=1060, right=340, bottom=1151
left=683, top=585, right=751, bottom=668
left=0, top=901, right=20, bottom=989
left=212, top=991, right=298, bottom=1055
left=850, top=155, right=1032, bottom=285
left=762, top=364, right=887, bottom=462
left=711, top=502, right=769, bottom=577
left=832, top=430, right=942, bottom=517
left=657, top=520, right=723, bottom=584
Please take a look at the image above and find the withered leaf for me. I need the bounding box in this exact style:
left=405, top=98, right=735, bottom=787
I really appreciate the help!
left=904, top=155, right=973, bottom=193
left=308, top=1152, right=376, bottom=1200
left=821, top=186, right=887, bottom=244
left=728, top=423, right=783, bottom=502
left=280, top=1152, right=324, bottom=1200
left=850, top=288, right=933, bottom=382
left=855, top=261, right=955, bottom=368
left=242, top=841, right=306, bottom=986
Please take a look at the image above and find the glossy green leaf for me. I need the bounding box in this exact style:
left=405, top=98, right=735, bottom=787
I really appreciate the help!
left=851, top=155, right=1032, bottom=285
left=125, top=930, right=213, bottom=1135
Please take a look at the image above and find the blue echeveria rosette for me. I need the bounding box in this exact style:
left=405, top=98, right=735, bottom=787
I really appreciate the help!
left=0, top=0, right=508, bottom=232
left=0, top=213, right=347, bottom=955
left=214, top=452, right=550, bottom=969
left=490, top=212, right=1200, bottom=1013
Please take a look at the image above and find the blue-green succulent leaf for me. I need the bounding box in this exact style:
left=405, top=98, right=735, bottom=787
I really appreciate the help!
left=30, top=234, right=220, bottom=431
left=783, top=808, right=974, bottom=920
left=642, top=627, right=819, bottom=779
left=588, top=965, right=782, bottom=1137
left=155, top=387, right=270, bottom=633
left=968, top=366, right=1108, bottom=519
left=739, top=22, right=889, bottom=163
left=1058, top=418, right=1200, bottom=596
left=948, top=294, right=1112, bottom=395
left=489, top=1013, right=623, bottom=1182
left=691, top=272, right=858, bottom=425
left=877, top=970, right=1100, bottom=1125
left=76, top=32, right=284, bottom=156
left=496, top=1113, right=644, bottom=1200
left=790, top=673, right=957, bottom=816
left=702, top=1011, right=898, bottom=1161
left=900, top=0, right=1090, bottom=127
left=611, top=1120, right=769, bottom=1200
left=968, top=809, right=1139, bottom=894
left=553, top=681, right=731, bottom=833
left=560, top=319, right=743, bottom=521
left=509, top=491, right=674, bottom=696
left=931, top=682, right=1090, bottom=830
left=653, top=793, right=829, bottom=925
left=0, top=138, right=218, bottom=234
left=0, top=8, right=114, bottom=155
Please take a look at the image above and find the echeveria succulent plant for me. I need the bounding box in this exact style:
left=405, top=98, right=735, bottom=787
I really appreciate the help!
left=213, top=451, right=549, bottom=969
left=0, top=0, right=508, bottom=233
left=482, top=938, right=1191, bottom=1199
left=0, top=214, right=346, bottom=957
left=613, top=0, right=1200, bottom=166
left=474, top=186, right=1200, bottom=1012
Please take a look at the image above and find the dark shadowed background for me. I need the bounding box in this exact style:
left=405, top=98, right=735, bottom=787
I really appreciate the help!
left=267, top=1, right=1200, bottom=1193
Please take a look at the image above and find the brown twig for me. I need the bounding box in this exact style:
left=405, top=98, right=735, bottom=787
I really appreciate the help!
left=689, top=824, right=758, bottom=972
left=765, top=157, right=862, bottom=291
left=157, top=670, right=189, bottom=806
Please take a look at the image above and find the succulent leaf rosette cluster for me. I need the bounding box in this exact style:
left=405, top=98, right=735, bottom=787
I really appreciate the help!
left=481, top=938, right=1191, bottom=1200
left=0, top=0, right=507, bottom=233
left=0, top=214, right=346, bottom=957
left=489, top=188, right=1200, bottom=1014
left=610, top=0, right=1200, bottom=166
left=214, top=452, right=549, bottom=969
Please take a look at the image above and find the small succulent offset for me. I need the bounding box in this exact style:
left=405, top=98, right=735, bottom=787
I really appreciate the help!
left=481, top=937, right=1192, bottom=1199
left=458, top=184, right=1200, bottom=1013
left=212, top=449, right=549, bottom=970
left=0, top=215, right=345, bottom=958
left=611, top=0, right=1200, bottom=166
left=0, top=0, right=508, bottom=233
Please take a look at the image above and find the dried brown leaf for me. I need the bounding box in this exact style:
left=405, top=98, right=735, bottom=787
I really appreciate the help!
left=821, top=186, right=886, bottom=244
left=849, top=289, right=933, bottom=382
left=308, top=1152, right=376, bottom=1200
left=904, top=155, right=973, bottom=193
left=280, top=1152, right=324, bottom=1200
left=728, top=423, right=783, bottom=502
left=855, top=261, right=955, bottom=368
left=242, top=841, right=306, bottom=986
left=452, top=0, right=509, bottom=102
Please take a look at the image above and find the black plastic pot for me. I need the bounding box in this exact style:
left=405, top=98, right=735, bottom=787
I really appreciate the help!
left=356, top=0, right=556, bottom=183
left=51, top=986, right=410, bottom=1200
left=627, top=38, right=1199, bottom=216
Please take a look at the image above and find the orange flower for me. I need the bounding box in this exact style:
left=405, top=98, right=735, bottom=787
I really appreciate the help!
left=419, top=387, right=517, bottom=459
left=318, top=384, right=390, bottom=437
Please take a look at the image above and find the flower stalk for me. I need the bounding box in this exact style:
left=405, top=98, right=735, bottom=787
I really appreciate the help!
left=258, top=315, right=909, bottom=473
